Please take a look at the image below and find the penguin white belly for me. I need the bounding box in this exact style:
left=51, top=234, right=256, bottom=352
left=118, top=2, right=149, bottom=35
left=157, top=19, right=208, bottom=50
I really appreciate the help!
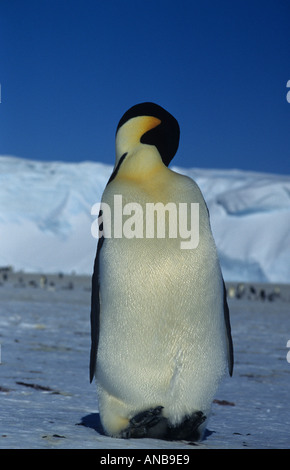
left=96, top=220, right=228, bottom=437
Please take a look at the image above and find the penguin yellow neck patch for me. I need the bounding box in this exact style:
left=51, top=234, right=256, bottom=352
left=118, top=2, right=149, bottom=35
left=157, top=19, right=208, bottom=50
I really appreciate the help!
left=115, top=115, right=161, bottom=163
left=115, top=147, right=165, bottom=183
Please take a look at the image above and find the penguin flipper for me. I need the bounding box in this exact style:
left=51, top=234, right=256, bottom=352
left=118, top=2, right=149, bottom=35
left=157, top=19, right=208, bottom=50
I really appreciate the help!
left=223, top=279, right=234, bottom=376
left=89, top=236, right=104, bottom=383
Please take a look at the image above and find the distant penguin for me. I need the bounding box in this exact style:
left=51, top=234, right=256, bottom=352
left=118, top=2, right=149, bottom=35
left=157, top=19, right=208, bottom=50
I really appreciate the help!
left=90, top=102, right=233, bottom=441
left=39, top=275, right=47, bottom=289
left=228, top=286, right=236, bottom=299
left=236, top=283, right=245, bottom=299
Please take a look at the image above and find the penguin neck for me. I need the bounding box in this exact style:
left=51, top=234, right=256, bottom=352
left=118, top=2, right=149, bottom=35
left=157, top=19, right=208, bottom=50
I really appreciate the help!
left=115, top=144, right=165, bottom=182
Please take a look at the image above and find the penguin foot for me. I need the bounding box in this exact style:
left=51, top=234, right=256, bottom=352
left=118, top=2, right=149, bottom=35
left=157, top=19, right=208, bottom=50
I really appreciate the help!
left=121, top=406, right=166, bottom=439
left=166, top=411, right=206, bottom=441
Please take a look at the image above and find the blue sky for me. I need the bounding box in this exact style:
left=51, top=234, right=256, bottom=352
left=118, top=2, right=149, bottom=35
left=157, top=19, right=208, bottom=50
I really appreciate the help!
left=1, top=0, right=290, bottom=174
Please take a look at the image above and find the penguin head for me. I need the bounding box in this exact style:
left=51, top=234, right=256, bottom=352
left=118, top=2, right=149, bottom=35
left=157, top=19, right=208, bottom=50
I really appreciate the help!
left=113, top=102, right=180, bottom=179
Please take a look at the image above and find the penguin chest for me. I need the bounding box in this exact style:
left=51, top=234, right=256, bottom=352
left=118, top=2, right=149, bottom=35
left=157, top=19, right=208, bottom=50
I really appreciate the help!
left=96, top=177, right=226, bottom=398
left=98, top=234, right=221, bottom=372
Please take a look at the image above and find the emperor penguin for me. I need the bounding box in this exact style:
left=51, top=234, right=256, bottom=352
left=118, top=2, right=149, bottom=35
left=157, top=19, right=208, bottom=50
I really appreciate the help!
left=90, top=102, right=233, bottom=441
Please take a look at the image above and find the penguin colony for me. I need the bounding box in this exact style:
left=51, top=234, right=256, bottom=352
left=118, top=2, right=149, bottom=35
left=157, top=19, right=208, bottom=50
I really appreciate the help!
left=90, top=102, right=234, bottom=441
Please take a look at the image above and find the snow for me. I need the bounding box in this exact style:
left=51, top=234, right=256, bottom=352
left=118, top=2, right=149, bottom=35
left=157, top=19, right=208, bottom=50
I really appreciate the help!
left=0, top=155, right=290, bottom=283
left=1, top=273, right=290, bottom=449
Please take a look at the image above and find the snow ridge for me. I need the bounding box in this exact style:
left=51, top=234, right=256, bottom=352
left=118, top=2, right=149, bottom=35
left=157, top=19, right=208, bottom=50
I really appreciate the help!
left=1, top=156, right=289, bottom=282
